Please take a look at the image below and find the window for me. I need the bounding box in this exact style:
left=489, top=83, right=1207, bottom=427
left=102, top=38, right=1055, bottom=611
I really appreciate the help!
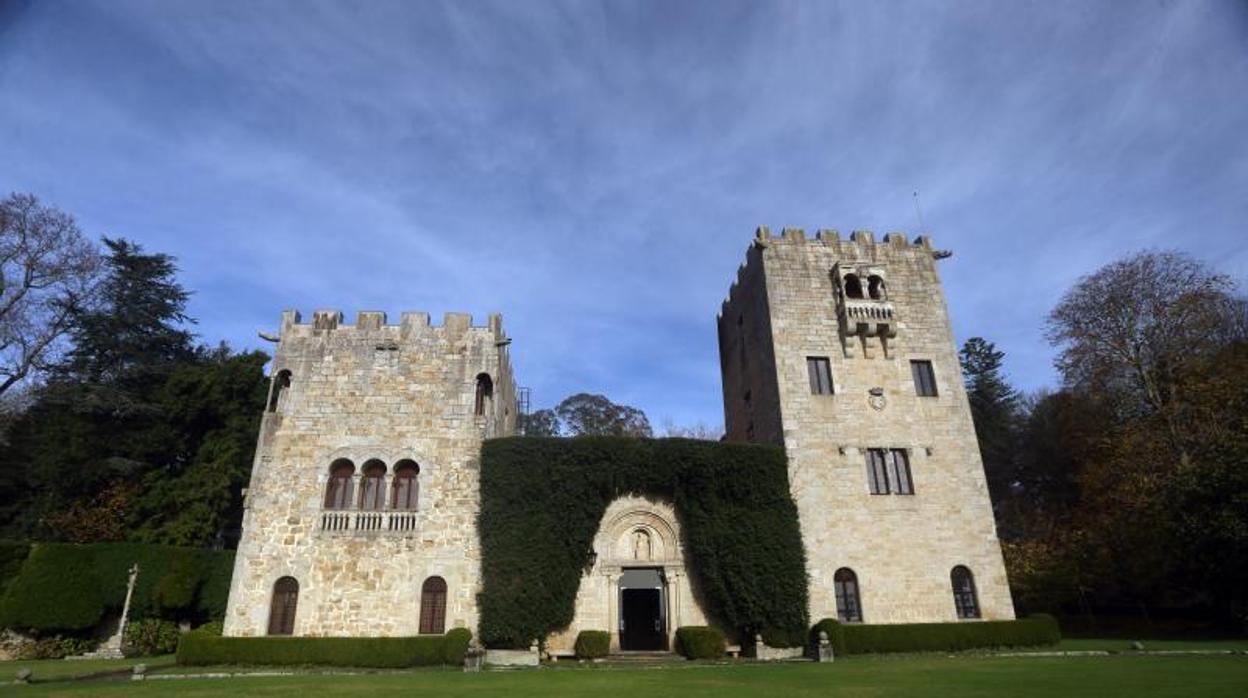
left=911, top=360, right=938, bottom=397
left=834, top=568, right=862, bottom=623
left=324, top=459, right=355, bottom=510
left=844, top=274, right=863, bottom=299
left=807, top=357, right=833, bottom=395
left=867, top=275, right=886, bottom=300
left=951, top=566, right=981, bottom=619
left=474, top=373, right=493, bottom=416
left=866, top=449, right=890, bottom=494
left=419, top=576, right=448, bottom=634
left=392, top=460, right=420, bottom=510
left=866, top=449, right=913, bottom=495
left=267, top=576, right=299, bottom=635
left=359, top=460, right=386, bottom=511
left=888, top=449, right=914, bottom=495
left=267, top=370, right=291, bottom=413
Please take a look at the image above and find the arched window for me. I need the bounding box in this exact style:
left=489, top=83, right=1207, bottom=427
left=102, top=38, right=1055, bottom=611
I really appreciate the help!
left=392, top=460, right=420, bottom=511
left=267, top=370, right=291, bottom=413
left=834, top=568, right=862, bottom=623
left=951, top=566, right=981, bottom=619
left=419, top=576, right=448, bottom=634
left=359, top=460, right=386, bottom=511
left=267, top=576, right=299, bottom=635
left=324, top=459, right=355, bottom=510
left=867, top=275, right=886, bottom=300
left=844, top=274, right=863, bottom=299
left=474, top=373, right=494, bottom=416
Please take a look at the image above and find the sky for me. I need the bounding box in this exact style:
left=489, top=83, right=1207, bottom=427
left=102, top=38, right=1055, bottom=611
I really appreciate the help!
left=2, top=0, right=1246, bottom=430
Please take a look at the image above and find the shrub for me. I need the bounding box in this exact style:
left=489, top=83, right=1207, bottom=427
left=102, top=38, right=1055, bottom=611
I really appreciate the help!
left=479, top=437, right=807, bottom=648
left=760, top=625, right=806, bottom=648
left=191, top=620, right=224, bottom=636
left=810, top=618, right=846, bottom=656
left=0, top=541, right=30, bottom=596
left=574, top=630, right=610, bottom=659
left=177, top=635, right=462, bottom=668
left=810, top=615, right=1061, bottom=655
left=675, top=626, right=726, bottom=660
left=0, top=543, right=234, bottom=634
left=126, top=618, right=182, bottom=656
left=443, top=627, right=473, bottom=665
left=16, top=635, right=97, bottom=660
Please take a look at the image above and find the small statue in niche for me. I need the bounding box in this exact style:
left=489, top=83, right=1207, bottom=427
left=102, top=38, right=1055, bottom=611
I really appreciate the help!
left=632, top=529, right=652, bottom=561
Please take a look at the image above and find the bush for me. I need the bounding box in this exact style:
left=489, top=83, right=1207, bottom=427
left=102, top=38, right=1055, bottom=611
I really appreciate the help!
left=191, top=620, right=224, bottom=636
left=574, top=630, right=610, bottom=659
left=0, top=543, right=235, bottom=634
left=126, top=618, right=181, bottom=656
left=810, top=615, right=1061, bottom=655
left=0, top=541, right=30, bottom=596
left=443, top=627, right=473, bottom=665
left=760, top=625, right=806, bottom=648
left=479, top=437, right=807, bottom=648
left=675, top=626, right=726, bottom=659
left=177, top=635, right=463, bottom=668
left=16, top=635, right=97, bottom=660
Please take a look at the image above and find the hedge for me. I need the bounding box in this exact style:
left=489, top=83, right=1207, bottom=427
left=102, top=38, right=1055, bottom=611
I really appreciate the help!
left=176, top=633, right=471, bottom=667
left=811, top=614, right=1061, bottom=655
left=478, top=437, right=808, bottom=648
left=0, top=542, right=235, bottom=633
left=675, top=626, right=726, bottom=659
left=0, top=541, right=30, bottom=596
left=574, top=630, right=610, bottom=659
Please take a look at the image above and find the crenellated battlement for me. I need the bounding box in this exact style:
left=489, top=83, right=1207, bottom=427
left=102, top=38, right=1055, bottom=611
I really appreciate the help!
left=276, top=309, right=507, bottom=343
left=752, top=225, right=933, bottom=250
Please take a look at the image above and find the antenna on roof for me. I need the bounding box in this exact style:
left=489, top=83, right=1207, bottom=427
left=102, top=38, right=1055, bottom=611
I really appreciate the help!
left=912, top=191, right=927, bottom=234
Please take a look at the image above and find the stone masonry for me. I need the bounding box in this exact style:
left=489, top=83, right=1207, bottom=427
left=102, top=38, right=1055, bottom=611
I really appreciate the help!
left=718, top=227, right=1015, bottom=624
left=223, top=309, right=516, bottom=636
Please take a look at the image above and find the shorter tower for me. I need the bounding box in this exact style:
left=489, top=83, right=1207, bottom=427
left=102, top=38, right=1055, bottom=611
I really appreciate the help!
left=224, top=309, right=516, bottom=637
left=718, top=227, right=1013, bottom=624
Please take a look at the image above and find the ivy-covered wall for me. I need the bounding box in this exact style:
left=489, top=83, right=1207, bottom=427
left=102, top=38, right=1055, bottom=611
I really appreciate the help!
left=478, top=436, right=808, bottom=648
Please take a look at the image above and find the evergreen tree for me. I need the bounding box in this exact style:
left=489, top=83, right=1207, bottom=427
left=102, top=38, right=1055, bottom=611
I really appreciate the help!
left=959, top=337, right=1021, bottom=533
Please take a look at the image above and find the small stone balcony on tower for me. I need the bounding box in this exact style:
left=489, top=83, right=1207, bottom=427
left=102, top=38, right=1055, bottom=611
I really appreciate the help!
left=834, top=263, right=896, bottom=339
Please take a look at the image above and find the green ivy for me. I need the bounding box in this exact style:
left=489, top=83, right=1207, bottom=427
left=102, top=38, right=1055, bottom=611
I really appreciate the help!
left=478, top=437, right=808, bottom=648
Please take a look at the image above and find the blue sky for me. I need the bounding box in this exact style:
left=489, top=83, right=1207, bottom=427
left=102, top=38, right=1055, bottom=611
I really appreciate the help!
left=2, top=0, right=1246, bottom=429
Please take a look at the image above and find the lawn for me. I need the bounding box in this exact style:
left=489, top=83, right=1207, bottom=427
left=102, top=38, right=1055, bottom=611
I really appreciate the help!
left=0, top=654, right=175, bottom=681
left=8, top=654, right=1247, bottom=697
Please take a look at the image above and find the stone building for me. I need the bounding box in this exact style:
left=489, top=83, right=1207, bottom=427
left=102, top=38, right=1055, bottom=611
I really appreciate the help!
left=223, top=310, right=516, bottom=637
left=717, top=227, right=1014, bottom=624
left=224, top=227, right=1013, bottom=644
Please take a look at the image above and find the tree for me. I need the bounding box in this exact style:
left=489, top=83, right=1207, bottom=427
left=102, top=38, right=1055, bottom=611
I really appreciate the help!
left=659, top=417, right=723, bottom=441
left=959, top=337, right=1020, bottom=526
left=1046, top=250, right=1244, bottom=464
left=521, top=393, right=653, bottom=437
left=0, top=193, right=101, bottom=396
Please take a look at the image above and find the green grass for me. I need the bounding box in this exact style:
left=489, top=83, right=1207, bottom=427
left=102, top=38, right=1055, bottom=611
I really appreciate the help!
left=0, top=654, right=174, bottom=681
left=1052, top=638, right=1248, bottom=652
left=9, top=654, right=1248, bottom=697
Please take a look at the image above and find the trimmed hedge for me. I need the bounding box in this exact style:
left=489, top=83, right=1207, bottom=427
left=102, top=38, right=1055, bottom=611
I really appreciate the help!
left=479, top=437, right=808, bottom=648
left=176, top=633, right=471, bottom=667
left=574, top=630, right=610, bottom=659
left=811, top=614, right=1061, bottom=655
left=675, top=626, right=726, bottom=659
left=0, top=542, right=235, bottom=633
left=0, top=541, right=30, bottom=596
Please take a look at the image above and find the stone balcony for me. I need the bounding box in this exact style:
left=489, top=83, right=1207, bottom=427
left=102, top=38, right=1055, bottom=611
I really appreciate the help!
left=841, top=299, right=897, bottom=338
left=319, top=509, right=421, bottom=535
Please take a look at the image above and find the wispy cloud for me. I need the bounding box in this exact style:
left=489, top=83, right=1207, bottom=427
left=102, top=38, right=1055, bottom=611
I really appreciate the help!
left=2, top=0, right=1246, bottom=425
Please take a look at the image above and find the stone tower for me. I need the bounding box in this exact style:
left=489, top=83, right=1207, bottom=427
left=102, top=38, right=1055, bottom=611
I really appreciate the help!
left=223, top=309, right=517, bottom=637
left=718, top=227, right=1014, bottom=624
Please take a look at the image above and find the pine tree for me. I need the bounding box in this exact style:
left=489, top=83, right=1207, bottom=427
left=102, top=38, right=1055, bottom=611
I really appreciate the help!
left=959, top=337, right=1021, bottom=533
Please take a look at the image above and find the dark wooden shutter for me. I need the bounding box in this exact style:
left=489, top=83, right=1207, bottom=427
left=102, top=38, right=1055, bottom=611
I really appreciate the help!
left=419, top=576, right=447, bottom=634
left=268, top=577, right=299, bottom=635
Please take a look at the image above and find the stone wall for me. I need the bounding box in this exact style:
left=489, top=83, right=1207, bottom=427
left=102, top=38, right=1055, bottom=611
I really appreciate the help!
left=223, top=310, right=517, bottom=637
left=718, top=228, right=1015, bottom=625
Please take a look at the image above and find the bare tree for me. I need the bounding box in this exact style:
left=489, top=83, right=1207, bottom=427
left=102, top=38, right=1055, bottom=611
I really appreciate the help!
left=0, top=193, right=101, bottom=396
left=659, top=416, right=724, bottom=441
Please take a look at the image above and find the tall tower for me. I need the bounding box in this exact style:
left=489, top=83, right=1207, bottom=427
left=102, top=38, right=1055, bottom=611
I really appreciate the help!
left=224, top=309, right=517, bottom=637
left=718, top=227, right=1013, bottom=624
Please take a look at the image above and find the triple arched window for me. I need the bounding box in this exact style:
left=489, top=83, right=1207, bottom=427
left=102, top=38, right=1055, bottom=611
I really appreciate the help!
left=833, top=568, right=862, bottom=623
left=951, top=565, right=981, bottom=619
left=323, top=458, right=422, bottom=511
